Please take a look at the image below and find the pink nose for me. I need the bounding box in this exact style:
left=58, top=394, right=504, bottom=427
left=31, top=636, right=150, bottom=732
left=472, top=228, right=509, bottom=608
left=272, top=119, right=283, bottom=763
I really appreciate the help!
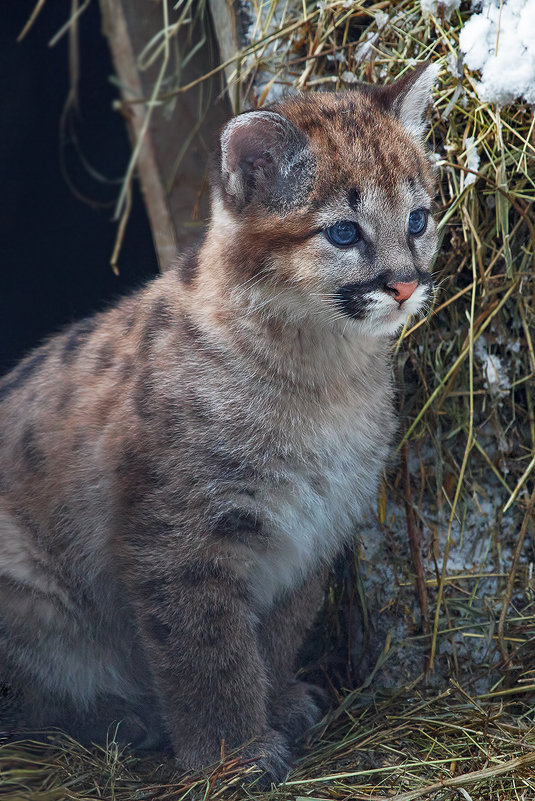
left=387, top=280, right=418, bottom=303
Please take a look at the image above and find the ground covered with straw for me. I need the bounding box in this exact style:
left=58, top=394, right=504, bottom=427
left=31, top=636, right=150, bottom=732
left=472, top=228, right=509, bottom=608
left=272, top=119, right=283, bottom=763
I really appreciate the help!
left=2, top=0, right=534, bottom=798
left=2, top=687, right=535, bottom=800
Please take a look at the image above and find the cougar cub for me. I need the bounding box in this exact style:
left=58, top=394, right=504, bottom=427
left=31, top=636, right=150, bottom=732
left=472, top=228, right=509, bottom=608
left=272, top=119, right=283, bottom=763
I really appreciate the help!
left=0, top=65, right=438, bottom=783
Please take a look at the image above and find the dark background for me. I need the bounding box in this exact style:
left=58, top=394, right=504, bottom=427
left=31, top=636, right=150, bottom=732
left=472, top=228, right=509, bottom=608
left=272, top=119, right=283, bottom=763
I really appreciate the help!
left=0, top=2, right=158, bottom=376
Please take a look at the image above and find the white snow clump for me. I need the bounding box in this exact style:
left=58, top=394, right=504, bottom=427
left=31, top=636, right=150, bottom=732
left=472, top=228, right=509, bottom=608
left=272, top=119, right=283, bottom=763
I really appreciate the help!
left=420, top=0, right=461, bottom=20
left=464, top=136, right=480, bottom=187
left=475, top=336, right=511, bottom=397
left=459, top=0, right=535, bottom=105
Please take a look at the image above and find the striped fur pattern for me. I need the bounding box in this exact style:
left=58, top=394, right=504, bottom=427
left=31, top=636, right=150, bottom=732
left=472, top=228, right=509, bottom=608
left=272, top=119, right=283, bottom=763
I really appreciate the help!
left=0, top=65, right=438, bottom=783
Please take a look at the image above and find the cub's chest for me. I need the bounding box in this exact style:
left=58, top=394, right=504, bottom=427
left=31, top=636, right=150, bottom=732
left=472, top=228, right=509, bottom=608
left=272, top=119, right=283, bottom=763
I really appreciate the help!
left=248, top=408, right=391, bottom=609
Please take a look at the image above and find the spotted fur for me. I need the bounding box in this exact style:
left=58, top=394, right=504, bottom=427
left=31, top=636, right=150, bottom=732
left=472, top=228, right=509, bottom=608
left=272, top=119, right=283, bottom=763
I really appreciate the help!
left=0, top=66, right=439, bottom=784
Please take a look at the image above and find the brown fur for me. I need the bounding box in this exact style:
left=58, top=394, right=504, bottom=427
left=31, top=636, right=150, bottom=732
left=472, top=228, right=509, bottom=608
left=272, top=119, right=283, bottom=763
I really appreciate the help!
left=0, top=68, right=439, bottom=784
left=279, top=92, right=435, bottom=202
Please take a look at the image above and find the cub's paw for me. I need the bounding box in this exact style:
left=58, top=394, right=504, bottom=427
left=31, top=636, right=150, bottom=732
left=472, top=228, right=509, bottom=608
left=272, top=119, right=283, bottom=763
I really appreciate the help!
left=239, top=728, right=293, bottom=788
left=270, top=680, right=327, bottom=743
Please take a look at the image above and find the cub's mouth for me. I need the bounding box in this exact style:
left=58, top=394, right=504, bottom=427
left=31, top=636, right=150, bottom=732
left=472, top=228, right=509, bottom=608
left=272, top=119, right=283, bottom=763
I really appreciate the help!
left=335, top=270, right=433, bottom=322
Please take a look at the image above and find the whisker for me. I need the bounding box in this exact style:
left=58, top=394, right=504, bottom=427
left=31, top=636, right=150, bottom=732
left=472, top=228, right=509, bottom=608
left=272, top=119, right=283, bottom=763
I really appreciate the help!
left=232, top=267, right=272, bottom=293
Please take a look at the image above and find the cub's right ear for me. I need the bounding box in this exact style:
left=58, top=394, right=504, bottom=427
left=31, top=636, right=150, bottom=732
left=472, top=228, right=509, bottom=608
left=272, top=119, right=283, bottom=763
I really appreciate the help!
left=220, top=110, right=315, bottom=214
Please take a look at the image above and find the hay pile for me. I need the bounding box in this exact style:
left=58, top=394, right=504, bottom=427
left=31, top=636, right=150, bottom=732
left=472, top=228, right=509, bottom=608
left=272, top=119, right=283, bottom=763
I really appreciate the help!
left=2, top=1, right=534, bottom=798
left=2, top=687, right=535, bottom=799
left=228, top=0, right=535, bottom=715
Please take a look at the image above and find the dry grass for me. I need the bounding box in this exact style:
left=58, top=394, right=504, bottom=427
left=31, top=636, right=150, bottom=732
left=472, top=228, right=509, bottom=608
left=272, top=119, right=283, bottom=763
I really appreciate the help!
left=2, top=1, right=534, bottom=799
left=2, top=684, right=535, bottom=799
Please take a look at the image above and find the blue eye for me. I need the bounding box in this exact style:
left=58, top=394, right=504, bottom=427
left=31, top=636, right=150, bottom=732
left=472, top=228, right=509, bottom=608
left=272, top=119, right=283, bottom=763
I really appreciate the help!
left=408, top=209, right=428, bottom=236
left=325, top=220, right=361, bottom=248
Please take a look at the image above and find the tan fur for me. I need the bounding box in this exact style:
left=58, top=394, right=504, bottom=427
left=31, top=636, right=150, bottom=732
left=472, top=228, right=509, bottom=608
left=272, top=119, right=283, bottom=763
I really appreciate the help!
left=0, top=68, right=439, bottom=783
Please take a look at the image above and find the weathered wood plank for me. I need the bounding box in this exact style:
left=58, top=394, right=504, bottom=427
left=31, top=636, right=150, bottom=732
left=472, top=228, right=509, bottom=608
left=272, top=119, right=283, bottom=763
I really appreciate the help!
left=99, top=0, right=231, bottom=269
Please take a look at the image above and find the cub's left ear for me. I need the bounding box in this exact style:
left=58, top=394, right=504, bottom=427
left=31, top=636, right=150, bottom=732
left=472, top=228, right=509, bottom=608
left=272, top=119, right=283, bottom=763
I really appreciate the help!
left=386, top=62, right=439, bottom=140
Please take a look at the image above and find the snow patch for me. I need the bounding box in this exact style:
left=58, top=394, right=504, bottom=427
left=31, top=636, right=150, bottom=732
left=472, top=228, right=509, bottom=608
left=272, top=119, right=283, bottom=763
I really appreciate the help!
left=341, top=71, right=359, bottom=84
left=463, top=136, right=480, bottom=187
left=459, top=0, right=535, bottom=105
left=375, top=11, right=389, bottom=29
left=354, top=474, right=517, bottom=691
left=446, top=50, right=463, bottom=78
left=420, top=0, right=461, bottom=19
left=475, top=336, right=511, bottom=397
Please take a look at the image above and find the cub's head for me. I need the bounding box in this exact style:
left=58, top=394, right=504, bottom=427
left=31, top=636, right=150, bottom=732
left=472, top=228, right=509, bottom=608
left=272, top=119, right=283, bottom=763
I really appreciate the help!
left=211, top=63, right=439, bottom=337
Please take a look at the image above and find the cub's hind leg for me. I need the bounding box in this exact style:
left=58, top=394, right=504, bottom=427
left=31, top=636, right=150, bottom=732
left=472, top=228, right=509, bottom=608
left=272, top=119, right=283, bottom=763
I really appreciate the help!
left=259, top=567, right=329, bottom=744
left=0, top=506, right=113, bottom=735
left=0, top=506, right=77, bottom=706
left=13, top=686, right=167, bottom=750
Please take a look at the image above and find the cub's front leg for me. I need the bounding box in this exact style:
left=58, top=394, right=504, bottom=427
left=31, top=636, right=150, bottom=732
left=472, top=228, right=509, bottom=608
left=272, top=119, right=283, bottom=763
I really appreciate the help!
left=123, top=544, right=291, bottom=784
left=260, top=567, right=329, bottom=743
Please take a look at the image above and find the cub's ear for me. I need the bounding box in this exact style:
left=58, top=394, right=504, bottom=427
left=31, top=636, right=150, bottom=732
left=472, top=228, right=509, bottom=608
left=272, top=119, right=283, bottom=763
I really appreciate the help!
left=385, top=62, right=439, bottom=140
left=220, top=110, right=315, bottom=214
